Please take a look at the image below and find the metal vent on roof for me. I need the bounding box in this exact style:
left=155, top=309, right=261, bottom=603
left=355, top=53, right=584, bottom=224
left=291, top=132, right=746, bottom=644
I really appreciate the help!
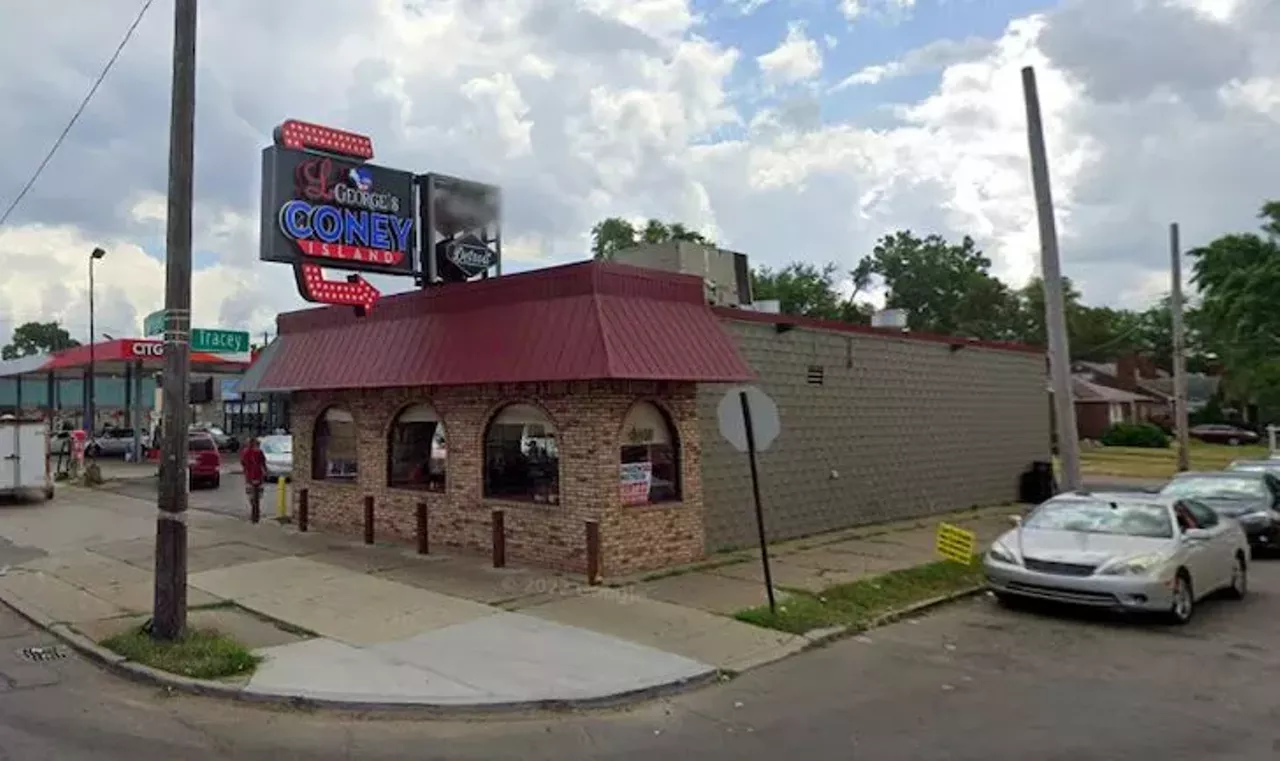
left=807, top=365, right=825, bottom=385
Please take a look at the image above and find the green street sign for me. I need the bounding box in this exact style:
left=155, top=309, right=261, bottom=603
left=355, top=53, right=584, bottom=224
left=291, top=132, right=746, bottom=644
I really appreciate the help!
left=142, top=310, right=165, bottom=337
left=191, top=329, right=250, bottom=354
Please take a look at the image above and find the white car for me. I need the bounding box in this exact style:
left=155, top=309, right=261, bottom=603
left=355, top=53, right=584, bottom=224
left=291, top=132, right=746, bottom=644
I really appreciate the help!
left=260, top=435, right=292, bottom=481
left=984, top=491, right=1250, bottom=624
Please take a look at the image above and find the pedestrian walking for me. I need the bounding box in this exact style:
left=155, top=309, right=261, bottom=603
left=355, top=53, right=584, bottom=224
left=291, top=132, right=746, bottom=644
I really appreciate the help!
left=240, top=437, right=267, bottom=517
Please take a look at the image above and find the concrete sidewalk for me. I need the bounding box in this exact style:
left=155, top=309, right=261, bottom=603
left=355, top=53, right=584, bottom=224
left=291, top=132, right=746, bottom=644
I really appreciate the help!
left=0, top=486, right=1014, bottom=709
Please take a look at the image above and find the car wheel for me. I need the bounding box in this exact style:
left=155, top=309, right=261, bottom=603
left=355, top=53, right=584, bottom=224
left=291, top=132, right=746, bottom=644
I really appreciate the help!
left=1227, top=553, right=1248, bottom=600
left=1167, top=571, right=1194, bottom=624
left=43, top=486, right=54, bottom=501
left=211, top=474, right=221, bottom=489
left=1228, top=437, right=1241, bottom=446
left=86, top=444, right=101, bottom=458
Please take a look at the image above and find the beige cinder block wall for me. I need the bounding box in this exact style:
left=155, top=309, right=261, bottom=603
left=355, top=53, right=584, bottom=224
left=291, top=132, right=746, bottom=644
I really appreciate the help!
left=698, top=319, right=1050, bottom=552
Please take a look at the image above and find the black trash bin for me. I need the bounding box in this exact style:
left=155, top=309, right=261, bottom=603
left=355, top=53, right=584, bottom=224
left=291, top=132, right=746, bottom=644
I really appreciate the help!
left=1019, top=460, right=1057, bottom=504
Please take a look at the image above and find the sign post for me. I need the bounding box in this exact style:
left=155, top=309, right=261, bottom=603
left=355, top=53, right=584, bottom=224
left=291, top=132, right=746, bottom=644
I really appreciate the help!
left=717, top=386, right=781, bottom=615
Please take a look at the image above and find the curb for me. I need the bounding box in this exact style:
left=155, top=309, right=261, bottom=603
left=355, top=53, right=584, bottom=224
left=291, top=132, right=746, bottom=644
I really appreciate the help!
left=799, top=585, right=987, bottom=652
left=0, top=589, right=724, bottom=718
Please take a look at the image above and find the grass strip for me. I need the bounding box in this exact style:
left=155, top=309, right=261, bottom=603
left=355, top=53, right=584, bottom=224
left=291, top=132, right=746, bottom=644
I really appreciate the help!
left=734, top=558, right=983, bottom=635
left=101, top=626, right=262, bottom=680
left=1076, top=443, right=1268, bottom=479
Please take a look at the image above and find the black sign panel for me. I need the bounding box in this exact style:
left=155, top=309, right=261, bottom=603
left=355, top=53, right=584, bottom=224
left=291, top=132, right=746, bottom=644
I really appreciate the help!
left=419, top=173, right=501, bottom=284
left=259, top=145, right=416, bottom=276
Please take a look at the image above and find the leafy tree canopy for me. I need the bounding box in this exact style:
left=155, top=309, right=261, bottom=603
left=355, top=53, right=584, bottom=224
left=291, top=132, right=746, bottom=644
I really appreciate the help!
left=590, top=217, right=712, bottom=260
left=2, top=321, right=80, bottom=361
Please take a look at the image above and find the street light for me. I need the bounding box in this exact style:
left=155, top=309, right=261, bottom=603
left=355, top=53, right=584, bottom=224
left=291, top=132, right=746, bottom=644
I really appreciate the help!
left=87, top=247, right=106, bottom=433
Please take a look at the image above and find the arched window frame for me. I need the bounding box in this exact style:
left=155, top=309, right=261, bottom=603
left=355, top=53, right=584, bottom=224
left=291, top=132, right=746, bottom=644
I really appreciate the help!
left=619, top=401, right=682, bottom=506
left=482, top=402, right=561, bottom=504
left=312, top=406, right=358, bottom=482
left=386, top=403, right=447, bottom=492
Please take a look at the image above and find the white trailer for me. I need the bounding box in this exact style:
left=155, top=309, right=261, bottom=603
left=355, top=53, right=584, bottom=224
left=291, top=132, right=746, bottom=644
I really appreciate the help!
left=0, top=415, right=54, bottom=501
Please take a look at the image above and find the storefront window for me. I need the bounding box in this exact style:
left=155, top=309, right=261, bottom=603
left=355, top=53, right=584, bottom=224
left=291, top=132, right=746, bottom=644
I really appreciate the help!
left=620, top=402, right=680, bottom=505
left=387, top=403, right=447, bottom=492
left=313, top=407, right=358, bottom=481
left=484, top=404, right=560, bottom=504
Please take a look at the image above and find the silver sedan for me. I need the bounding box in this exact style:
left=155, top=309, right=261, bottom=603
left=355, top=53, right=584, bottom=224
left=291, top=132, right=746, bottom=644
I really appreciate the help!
left=984, top=492, right=1249, bottom=624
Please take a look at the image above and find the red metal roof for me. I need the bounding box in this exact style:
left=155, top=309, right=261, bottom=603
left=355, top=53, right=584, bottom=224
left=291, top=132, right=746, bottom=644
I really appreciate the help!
left=714, top=307, right=1043, bottom=356
left=255, top=261, right=755, bottom=391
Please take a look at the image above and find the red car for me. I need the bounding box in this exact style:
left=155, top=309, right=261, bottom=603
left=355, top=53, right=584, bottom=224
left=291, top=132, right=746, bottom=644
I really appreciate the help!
left=1188, top=424, right=1260, bottom=447
left=188, top=433, right=222, bottom=489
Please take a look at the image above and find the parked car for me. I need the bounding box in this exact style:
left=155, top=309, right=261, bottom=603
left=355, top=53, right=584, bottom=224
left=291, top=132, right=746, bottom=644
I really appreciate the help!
left=1188, top=424, right=1259, bottom=446
left=190, top=424, right=239, bottom=453
left=87, top=428, right=147, bottom=459
left=1227, top=459, right=1280, bottom=476
left=984, top=491, right=1249, bottom=623
left=260, top=434, right=293, bottom=480
left=187, top=433, right=221, bottom=489
left=1159, top=471, right=1280, bottom=550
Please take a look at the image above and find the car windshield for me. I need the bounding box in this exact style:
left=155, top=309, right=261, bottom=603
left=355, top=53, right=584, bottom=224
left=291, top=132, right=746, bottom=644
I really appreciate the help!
left=1161, top=476, right=1267, bottom=500
left=262, top=439, right=292, bottom=454
left=188, top=436, right=215, bottom=451
left=1023, top=499, right=1174, bottom=539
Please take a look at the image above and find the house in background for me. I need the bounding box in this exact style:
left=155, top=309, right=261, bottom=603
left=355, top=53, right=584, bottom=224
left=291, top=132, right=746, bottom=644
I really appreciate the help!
left=1071, top=354, right=1225, bottom=433
left=1050, top=375, right=1161, bottom=440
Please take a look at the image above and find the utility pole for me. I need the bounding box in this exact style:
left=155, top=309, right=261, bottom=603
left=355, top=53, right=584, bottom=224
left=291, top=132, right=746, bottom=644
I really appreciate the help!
left=1170, top=223, right=1190, bottom=471
left=152, top=0, right=197, bottom=641
left=1022, top=66, right=1081, bottom=492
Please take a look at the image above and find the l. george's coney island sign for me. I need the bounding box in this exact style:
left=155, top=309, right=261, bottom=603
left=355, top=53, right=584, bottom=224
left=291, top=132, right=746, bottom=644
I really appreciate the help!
left=260, top=120, right=502, bottom=315
left=260, top=120, right=418, bottom=314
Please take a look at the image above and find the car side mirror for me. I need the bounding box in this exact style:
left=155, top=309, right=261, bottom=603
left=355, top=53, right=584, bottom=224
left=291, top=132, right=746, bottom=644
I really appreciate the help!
left=1008, top=514, right=1022, bottom=527
left=1183, top=528, right=1211, bottom=542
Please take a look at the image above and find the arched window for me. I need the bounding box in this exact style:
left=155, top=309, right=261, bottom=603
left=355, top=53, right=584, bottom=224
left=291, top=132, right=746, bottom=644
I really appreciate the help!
left=483, top=404, right=559, bottom=504
left=312, top=407, right=358, bottom=481
left=388, top=404, right=447, bottom=492
left=620, top=402, right=680, bottom=505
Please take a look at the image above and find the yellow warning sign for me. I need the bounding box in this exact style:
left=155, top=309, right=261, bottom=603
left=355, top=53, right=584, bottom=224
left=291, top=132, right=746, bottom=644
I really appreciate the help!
left=936, top=522, right=977, bottom=565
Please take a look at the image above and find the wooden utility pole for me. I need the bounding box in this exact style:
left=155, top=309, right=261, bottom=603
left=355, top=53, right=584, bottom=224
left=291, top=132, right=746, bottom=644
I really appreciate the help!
left=152, top=0, right=197, bottom=641
left=1170, top=223, right=1191, bottom=471
left=1022, top=66, right=1081, bottom=491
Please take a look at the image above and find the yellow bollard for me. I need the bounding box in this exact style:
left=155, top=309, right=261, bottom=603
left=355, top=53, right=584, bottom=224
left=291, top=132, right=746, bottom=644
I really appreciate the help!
left=276, top=476, right=288, bottom=521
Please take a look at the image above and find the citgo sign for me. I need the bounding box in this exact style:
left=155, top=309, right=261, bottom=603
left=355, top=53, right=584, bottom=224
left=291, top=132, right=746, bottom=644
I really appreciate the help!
left=128, top=341, right=164, bottom=357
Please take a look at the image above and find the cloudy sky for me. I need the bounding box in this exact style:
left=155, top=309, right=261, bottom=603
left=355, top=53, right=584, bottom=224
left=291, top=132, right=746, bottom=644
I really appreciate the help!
left=0, top=0, right=1275, bottom=343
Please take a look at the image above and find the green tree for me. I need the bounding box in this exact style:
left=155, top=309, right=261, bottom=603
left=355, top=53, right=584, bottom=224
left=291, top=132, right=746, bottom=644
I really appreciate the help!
left=590, top=217, right=637, bottom=260
left=591, top=217, right=713, bottom=260
left=852, top=231, right=1019, bottom=340
left=751, top=262, right=872, bottom=322
left=1, top=321, right=80, bottom=360
left=1189, top=201, right=1280, bottom=417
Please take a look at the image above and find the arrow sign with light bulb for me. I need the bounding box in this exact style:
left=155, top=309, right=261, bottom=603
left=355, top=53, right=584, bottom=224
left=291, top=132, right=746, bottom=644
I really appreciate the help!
left=295, top=263, right=380, bottom=314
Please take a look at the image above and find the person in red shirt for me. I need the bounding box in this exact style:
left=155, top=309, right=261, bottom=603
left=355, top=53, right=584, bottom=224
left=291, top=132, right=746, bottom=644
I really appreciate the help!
left=240, top=437, right=268, bottom=517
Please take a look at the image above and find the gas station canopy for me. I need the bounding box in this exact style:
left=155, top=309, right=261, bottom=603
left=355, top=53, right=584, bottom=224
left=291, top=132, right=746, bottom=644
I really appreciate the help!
left=0, top=338, right=252, bottom=381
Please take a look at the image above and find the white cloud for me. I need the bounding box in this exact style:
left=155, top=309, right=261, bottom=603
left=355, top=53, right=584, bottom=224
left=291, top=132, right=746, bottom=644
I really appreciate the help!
left=756, top=22, right=823, bottom=87
left=1, top=0, right=1279, bottom=348
left=724, top=0, right=773, bottom=15
left=831, top=36, right=996, bottom=90
left=840, top=0, right=917, bottom=23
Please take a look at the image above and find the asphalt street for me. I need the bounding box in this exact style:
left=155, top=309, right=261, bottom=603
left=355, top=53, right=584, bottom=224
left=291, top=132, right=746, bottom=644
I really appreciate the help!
left=106, top=471, right=278, bottom=520
left=1, top=534, right=1279, bottom=759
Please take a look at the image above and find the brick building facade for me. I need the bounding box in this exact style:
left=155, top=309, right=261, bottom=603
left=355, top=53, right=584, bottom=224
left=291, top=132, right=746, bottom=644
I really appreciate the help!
left=291, top=381, right=706, bottom=576
left=245, top=260, right=1050, bottom=579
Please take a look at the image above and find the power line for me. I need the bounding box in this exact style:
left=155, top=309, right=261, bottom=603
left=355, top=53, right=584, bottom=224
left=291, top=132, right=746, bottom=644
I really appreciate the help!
left=0, top=0, right=156, bottom=229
